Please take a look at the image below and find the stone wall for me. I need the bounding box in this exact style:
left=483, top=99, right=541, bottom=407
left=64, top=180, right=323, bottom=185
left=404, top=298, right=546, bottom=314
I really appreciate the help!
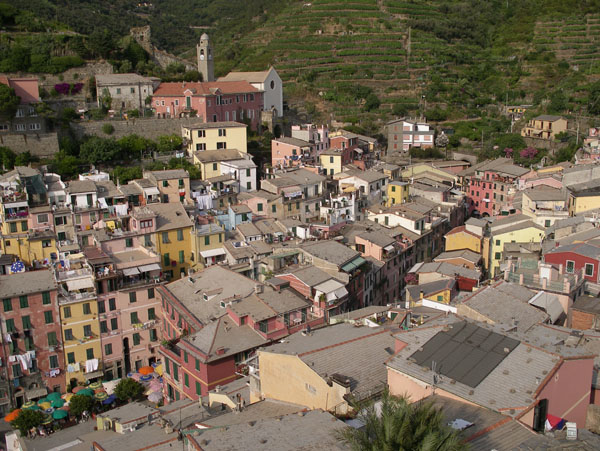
left=0, top=133, right=59, bottom=157
left=70, top=117, right=205, bottom=140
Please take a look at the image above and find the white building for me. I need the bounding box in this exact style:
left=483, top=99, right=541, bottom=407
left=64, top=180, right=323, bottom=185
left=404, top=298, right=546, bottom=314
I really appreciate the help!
left=220, top=159, right=257, bottom=192
left=218, top=67, right=283, bottom=117
left=320, top=192, right=361, bottom=225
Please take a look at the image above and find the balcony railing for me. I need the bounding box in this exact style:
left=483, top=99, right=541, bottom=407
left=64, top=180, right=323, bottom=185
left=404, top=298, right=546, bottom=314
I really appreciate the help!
left=57, top=268, right=93, bottom=281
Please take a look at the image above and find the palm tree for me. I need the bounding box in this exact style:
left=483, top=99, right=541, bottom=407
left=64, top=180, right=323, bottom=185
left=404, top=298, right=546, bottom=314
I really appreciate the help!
left=339, top=391, right=468, bottom=451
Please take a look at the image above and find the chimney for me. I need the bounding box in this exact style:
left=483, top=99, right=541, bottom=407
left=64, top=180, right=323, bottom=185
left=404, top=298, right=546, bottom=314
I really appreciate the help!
left=419, top=290, right=424, bottom=300
left=215, top=347, right=225, bottom=355
left=255, top=284, right=263, bottom=294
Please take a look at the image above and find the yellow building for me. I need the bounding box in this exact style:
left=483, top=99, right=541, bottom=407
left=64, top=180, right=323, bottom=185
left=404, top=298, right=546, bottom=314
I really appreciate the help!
left=183, top=121, right=247, bottom=155
left=521, top=115, right=568, bottom=140
left=192, top=222, right=226, bottom=268
left=319, top=149, right=343, bottom=176
left=56, top=255, right=102, bottom=385
left=405, top=279, right=454, bottom=307
left=193, top=149, right=246, bottom=181
left=143, top=169, right=192, bottom=204
left=568, top=187, right=600, bottom=216
left=146, top=202, right=193, bottom=280
left=386, top=181, right=409, bottom=206
left=489, top=220, right=545, bottom=277
left=444, top=226, right=483, bottom=254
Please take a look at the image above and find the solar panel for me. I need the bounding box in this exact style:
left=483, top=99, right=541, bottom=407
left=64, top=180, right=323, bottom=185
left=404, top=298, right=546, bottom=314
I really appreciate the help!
left=409, top=321, right=520, bottom=388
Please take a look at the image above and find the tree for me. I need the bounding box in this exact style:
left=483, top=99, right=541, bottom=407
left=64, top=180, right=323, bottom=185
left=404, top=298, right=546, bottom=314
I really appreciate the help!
left=156, top=134, right=182, bottom=153
left=11, top=409, right=43, bottom=436
left=0, top=146, right=16, bottom=170
left=114, top=378, right=145, bottom=402
left=339, top=391, right=466, bottom=451
left=589, top=81, right=600, bottom=115
left=363, top=94, right=381, bottom=112
left=79, top=136, right=121, bottom=164
left=69, top=394, right=93, bottom=418
left=51, top=151, right=81, bottom=179
left=0, top=84, right=20, bottom=120
left=112, top=166, right=142, bottom=184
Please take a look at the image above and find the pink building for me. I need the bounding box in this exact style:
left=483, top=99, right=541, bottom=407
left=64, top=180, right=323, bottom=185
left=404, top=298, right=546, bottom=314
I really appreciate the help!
left=329, top=132, right=357, bottom=165
left=387, top=319, right=595, bottom=429
left=151, top=81, right=264, bottom=129
left=271, top=137, right=315, bottom=168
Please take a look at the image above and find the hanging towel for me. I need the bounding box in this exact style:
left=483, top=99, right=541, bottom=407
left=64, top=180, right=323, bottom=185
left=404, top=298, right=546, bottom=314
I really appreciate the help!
left=4, top=334, right=12, bottom=343
left=8, top=355, right=16, bottom=363
left=115, top=204, right=128, bottom=216
left=17, top=355, right=28, bottom=371
left=92, top=358, right=99, bottom=371
left=49, top=368, right=60, bottom=377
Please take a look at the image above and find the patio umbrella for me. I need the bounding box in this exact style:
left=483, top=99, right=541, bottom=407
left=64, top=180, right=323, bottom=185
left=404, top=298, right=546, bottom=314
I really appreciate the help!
left=129, top=373, right=141, bottom=381
left=37, top=398, right=49, bottom=405
left=88, top=381, right=103, bottom=390
left=52, top=409, right=68, bottom=420
left=22, top=401, right=35, bottom=409
left=38, top=402, right=51, bottom=410
left=72, top=386, right=83, bottom=393
left=47, top=392, right=62, bottom=402
left=102, top=394, right=117, bottom=405
left=44, top=408, right=55, bottom=414
left=51, top=399, right=65, bottom=408
left=4, top=409, right=20, bottom=422
left=139, top=366, right=154, bottom=375
left=61, top=393, right=73, bottom=401
left=140, top=374, right=153, bottom=382
left=26, top=405, right=40, bottom=411
left=153, top=364, right=163, bottom=376
left=41, top=414, right=53, bottom=425
left=78, top=388, right=94, bottom=397
left=148, top=392, right=162, bottom=403
left=94, top=391, right=108, bottom=401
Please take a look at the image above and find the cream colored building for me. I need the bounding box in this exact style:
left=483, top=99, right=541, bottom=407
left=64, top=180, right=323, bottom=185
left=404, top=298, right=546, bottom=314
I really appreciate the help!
left=183, top=121, right=247, bottom=155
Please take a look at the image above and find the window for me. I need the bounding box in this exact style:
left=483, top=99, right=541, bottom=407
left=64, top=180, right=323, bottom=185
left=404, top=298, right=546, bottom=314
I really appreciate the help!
left=494, top=252, right=502, bottom=260
left=259, top=321, right=268, bottom=333
left=545, top=219, right=551, bottom=227
left=19, top=295, right=28, bottom=308
left=83, top=325, right=92, bottom=337
left=37, top=213, right=49, bottom=224
left=129, top=292, right=137, bottom=303
left=218, top=128, right=226, bottom=136
left=148, top=288, right=155, bottom=299
left=86, top=348, right=94, bottom=360
left=5, top=319, right=15, bottom=333
left=63, top=306, right=71, bottom=318
left=22, top=316, right=32, bottom=330
left=9, top=222, right=16, bottom=233
left=212, top=163, right=218, bottom=171
left=67, top=352, right=75, bottom=364
left=163, top=180, right=169, bottom=187
left=495, top=239, right=500, bottom=246
left=197, top=130, right=206, bottom=138
left=173, top=363, right=179, bottom=381
left=44, top=311, right=53, bottom=324
left=109, top=298, right=116, bottom=311
left=98, top=300, right=105, bottom=314
left=105, top=344, right=113, bottom=355
left=177, top=229, right=184, bottom=241
left=116, top=88, right=121, bottom=94
left=184, top=351, right=188, bottom=363
left=131, top=312, right=140, bottom=324
left=566, top=260, right=575, bottom=273
left=184, top=373, right=189, bottom=387
left=177, top=250, right=184, bottom=264
left=100, top=321, right=108, bottom=333
left=42, top=239, right=52, bottom=248
left=49, top=355, right=59, bottom=369
left=272, top=204, right=276, bottom=213
left=47, top=332, right=58, bottom=346
left=133, top=333, right=141, bottom=346
left=64, top=329, right=74, bottom=341
left=149, top=328, right=157, bottom=341
left=196, top=381, right=201, bottom=395
left=196, top=143, right=206, bottom=151
left=162, top=232, right=169, bottom=244
left=125, top=237, right=133, bottom=248
left=195, top=358, right=200, bottom=371
left=42, top=291, right=51, bottom=305
left=111, top=318, right=118, bottom=330
left=164, top=253, right=170, bottom=266
left=216, top=142, right=227, bottom=149
left=247, top=182, right=252, bottom=190
left=585, top=263, right=594, bottom=277
left=2, top=298, right=11, bottom=312
left=83, top=303, right=91, bottom=315
left=130, top=87, right=135, bottom=94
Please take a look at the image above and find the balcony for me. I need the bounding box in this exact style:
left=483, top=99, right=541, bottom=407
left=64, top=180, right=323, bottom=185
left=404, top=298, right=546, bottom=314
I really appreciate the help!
left=58, top=289, right=97, bottom=304
left=57, top=267, right=93, bottom=281
left=504, top=260, right=584, bottom=294
left=1, top=191, right=27, bottom=204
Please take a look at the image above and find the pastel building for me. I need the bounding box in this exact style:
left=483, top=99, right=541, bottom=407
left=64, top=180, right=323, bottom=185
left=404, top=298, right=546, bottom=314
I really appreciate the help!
left=152, top=81, right=264, bottom=129
left=182, top=121, right=247, bottom=154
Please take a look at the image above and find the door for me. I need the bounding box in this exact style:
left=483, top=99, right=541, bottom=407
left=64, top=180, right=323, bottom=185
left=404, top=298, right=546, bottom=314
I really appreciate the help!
left=123, top=337, right=131, bottom=375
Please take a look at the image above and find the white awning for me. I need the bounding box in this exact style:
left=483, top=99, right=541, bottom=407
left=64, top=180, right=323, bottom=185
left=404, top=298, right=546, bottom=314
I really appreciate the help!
left=200, top=248, right=227, bottom=258
left=354, top=148, right=363, bottom=154
left=144, top=187, right=160, bottom=196
left=282, top=186, right=302, bottom=197
left=122, top=267, right=140, bottom=276
left=384, top=245, right=395, bottom=252
left=138, top=263, right=161, bottom=273
left=66, top=278, right=94, bottom=291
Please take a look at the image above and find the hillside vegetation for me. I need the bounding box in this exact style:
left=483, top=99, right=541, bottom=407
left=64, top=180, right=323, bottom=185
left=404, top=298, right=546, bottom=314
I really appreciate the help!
left=6, top=1, right=600, bottom=134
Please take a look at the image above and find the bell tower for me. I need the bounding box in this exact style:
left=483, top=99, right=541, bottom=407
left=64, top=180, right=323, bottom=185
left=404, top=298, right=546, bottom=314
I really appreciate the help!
left=196, top=33, right=214, bottom=82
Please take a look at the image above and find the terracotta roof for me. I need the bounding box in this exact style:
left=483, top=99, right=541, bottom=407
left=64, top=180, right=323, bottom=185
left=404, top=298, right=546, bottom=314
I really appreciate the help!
left=445, top=225, right=481, bottom=239
left=154, top=81, right=260, bottom=97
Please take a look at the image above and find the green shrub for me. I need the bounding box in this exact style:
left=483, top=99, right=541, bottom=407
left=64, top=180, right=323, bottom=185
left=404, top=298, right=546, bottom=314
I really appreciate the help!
left=102, top=123, right=115, bottom=135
